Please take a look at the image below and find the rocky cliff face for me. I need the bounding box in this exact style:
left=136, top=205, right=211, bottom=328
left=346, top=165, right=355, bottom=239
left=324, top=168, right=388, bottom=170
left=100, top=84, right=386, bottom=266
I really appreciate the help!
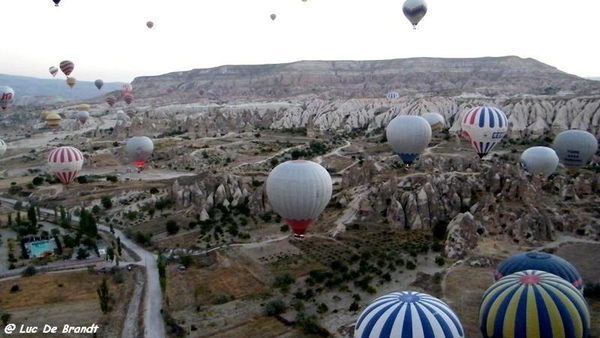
left=128, top=56, right=600, bottom=102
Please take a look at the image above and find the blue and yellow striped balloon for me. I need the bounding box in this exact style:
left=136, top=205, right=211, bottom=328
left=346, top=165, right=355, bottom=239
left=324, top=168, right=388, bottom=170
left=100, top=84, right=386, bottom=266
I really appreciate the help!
left=479, top=270, right=590, bottom=338
left=355, top=291, right=465, bottom=338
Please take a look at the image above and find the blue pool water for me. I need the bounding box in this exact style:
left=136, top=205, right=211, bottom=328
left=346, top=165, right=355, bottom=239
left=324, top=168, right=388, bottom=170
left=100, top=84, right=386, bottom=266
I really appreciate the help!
left=27, top=239, right=57, bottom=258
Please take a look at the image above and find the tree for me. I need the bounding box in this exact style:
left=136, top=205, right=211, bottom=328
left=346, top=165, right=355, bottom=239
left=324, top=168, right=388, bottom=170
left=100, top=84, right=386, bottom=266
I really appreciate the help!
left=106, top=246, right=115, bottom=261
left=15, top=211, right=21, bottom=226
left=157, top=254, right=167, bottom=293
left=109, top=223, right=114, bottom=235
left=32, top=176, right=45, bottom=186
left=117, top=237, right=122, bottom=256
left=92, top=205, right=101, bottom=215
left=27, top=205, right=37, bottom=228
left=179, top=255, right=192, bottom=268
left=0, top=312, right=11, bottom=325
left=22, top=266, right=37, bottom=277
left=101, top=196, right=112, bottom=209
left=265, top=299, right=287, bottom=316
left=76, top=248, right=90, bottom=260
left=166, top=220, right=179, bottom=235
left=7, top=213, right=11, bottom=226
left=97, top=278, right=111, bottom=314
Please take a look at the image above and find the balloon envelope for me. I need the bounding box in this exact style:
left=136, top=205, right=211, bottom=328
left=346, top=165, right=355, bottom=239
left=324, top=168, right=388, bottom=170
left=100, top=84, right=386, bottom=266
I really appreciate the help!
left=47, top=146, right=84, bottom=186
left=479, top=270, right=590, bottom=338
left=0, top=139, right=6, bottom=157
left=422, top=112, right=445, bottom=136
left=66, top=77, right=76, bottom=89
left=403, top=0, right=427, bottom=28
left=122, top=84, right=133, bottom=93
left=0, top=86, right=15, bottom=111
left=53, top=0, right=60, bottom=6
left=76, top=111, right=90, bottom=125
left=386, top=91, right=400, bottom=100
left=125, top=136, right=154, bottom=168
left=147, top=21, right=154, bottom=28
left=94, top=79, right=104, bottom=90
left=494, top=251, right=583, bottom=291
left=461, top=106, right=508, bottom=158
left=519, top=146, right=559, bottom=179
left=386, top=115, right=432, bottom=165
left=59, top=60, right=74, bottom=77
left=270, top=14, right=276, bottom=20
left=355, top=291, right=465, bottom=338
left=49, top=66, right=58, bottom=77
left=124, top=93, right=133, bottom=105
left=106, top=96, right=116, bottom=107
left=552, top=130, right=598, bottom=170
left=266, top=160, right=332, bottom=236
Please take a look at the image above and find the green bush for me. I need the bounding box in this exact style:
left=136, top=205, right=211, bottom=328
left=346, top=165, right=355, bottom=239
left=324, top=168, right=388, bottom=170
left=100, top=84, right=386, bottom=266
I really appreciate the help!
left=265, top=299, right=287, bottom=316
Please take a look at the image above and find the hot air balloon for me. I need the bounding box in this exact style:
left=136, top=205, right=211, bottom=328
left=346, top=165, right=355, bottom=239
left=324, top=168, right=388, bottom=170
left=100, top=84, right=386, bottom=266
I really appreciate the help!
left=124, top=93, right=133, bottom=105
left=125, top=136, right=154, bottom=169
left=66, top=77, right=76, bottom=89
left=266, top=160, right=332, bottom=237
left=355, top=291, right=465, bottom=338
left=519, top=146, right=559, bottom=179
left=147, top=21, right=154, bottom=29
left=59, top=60, right=74, bottom=77
left=494, top=251, right=584, bottom=291
left=552, top=130, right=598, bottom=172
left=76, top=111, right=90, bottom=126
left=0, top=139, right=7, bottom=157
left=461, top=106, right=508, bottom=158
left=116, top=110, right=130, bottom=121
left=403, top=0, right=427, bottom=29
left=386, top=115, right=432, bottom=166
left=385, top=91, right=400, bottom=100
left=0, top=86, right=15, bottom=111
left=49, top=66, right=59, bottom=77
left=122, top=83, right=133, bottom=94
left=422, top=112, right=445, bottom=136
left=53, top=0, right=60, bottom=6
left=479, top=270, right=590, bottom=338
left=106, top=96, right=116, bottom=107
left=45, top=112, right=62, bottom=130
left=270, top=14, right=276, bottom=21
left=126, top=109, right=135, bottom=118
left=78, top=104, right=91, bottom=112
left=47, top=146, right=84, bottom=187
left=94, top=79, right=104, bottom=90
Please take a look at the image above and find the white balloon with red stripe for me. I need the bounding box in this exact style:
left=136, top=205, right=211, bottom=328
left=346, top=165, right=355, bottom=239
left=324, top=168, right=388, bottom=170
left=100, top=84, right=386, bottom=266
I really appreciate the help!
left=266, top=160, right=332, bottom=237
left=48, top=146, right=84, bottom=186
left=0, top=86, right=15, bottom=111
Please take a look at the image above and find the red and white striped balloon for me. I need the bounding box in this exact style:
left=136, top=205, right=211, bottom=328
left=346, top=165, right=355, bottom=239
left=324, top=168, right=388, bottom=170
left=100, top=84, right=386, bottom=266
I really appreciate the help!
left=106, top=96, right=116, bottom=107
left=124, top=93, right=133, bottom=105
left=59, top=60, right=74, bottom=77
left=48, top=146, right=84, bottom=186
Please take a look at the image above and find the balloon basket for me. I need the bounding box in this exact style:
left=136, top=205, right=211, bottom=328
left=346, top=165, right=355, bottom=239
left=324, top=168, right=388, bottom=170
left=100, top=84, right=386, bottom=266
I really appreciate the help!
left=292, top=234, right=305, bottom=240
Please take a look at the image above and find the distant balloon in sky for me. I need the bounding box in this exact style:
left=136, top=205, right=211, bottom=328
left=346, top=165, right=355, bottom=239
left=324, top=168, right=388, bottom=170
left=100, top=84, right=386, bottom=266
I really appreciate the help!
left=48, top=146, right=84, bottom=187
left=266, top=160, right=332, bottom=237
left=126, top=136, right=154, bottom=169
left=421, top=112, right=445, bottom=136
left=270, top=14, right=276, bottom=21
left=53, top=0, right=60, bottom=6
left=403, top=0, right=427, bottom=29
left=147, top=21, right=154, bottom=29
left=66, top=77, right=76, bottom=89
left=124, top=93, right=133, bottom=105
left=106, top=96, right=116, bottom=107
left=0, top=86, right=15, bottom=111
left=552, top=129, right=598, bottom=171
left=94, top=79, right=104, bottom=90
left=519, top=146, right=559, bottom=179
left=0, top=139, right=6, bottom=157
left=386, top=115, right=432, bottom=166
left=386, top=91, right=400, bottom=100
left=49, top=66, right=58, bottom=77
left=461, top=106, right=508, bottom=158
left=59, top=60, right=74, bottom=77
left=76, top=111, right=89, bottom=126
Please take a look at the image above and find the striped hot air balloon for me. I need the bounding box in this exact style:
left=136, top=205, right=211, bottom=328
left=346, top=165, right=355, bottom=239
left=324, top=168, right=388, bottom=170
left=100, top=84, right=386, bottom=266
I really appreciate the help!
left=122, top=83, right=133, bottom=94
left=45, top=112, right=62, bottom=130
left=494, top=251, right=584, bottom=291
left=48, top=146, right=84, bottom=187
left=106, top=96, right=116, bottom=107
left=49, top=66, right=59, bottom=77
left=479, top=270, right=590, bottom=338
left=386, top=115, right=432, bottom=166
left=124, top=93, right=133, bottom=105
left=386, top=91, right=400, bottom=100
left=460, top=106, right=508, bottom=158
left=266, top=160, right=332, bottom=237
left=355, top=291, right=465, bottom=338
left=59, top=60, right=74, bottom=77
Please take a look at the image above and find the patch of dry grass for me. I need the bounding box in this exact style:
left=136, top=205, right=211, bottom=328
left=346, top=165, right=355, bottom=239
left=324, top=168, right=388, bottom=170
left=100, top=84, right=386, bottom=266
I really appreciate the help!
left=204, top=316, right=317, bottom=338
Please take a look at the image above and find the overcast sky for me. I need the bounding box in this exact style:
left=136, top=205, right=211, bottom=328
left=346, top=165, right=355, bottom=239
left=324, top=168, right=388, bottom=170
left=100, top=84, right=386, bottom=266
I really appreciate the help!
left=2, top=0, right=599, bottom=83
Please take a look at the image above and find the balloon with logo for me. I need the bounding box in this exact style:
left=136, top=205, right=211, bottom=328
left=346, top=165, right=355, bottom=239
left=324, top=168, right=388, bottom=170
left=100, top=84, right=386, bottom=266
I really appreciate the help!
left=94, top=79, right=104, bottom=90
left=519, top=146, right=559, bottom=179
left=49, top=66, right=59, bottom=77
left=386, top=115, right=432, bottom=166
left=461, top=106, right=508, bottom=158
left=0, top=139, right=7, bottom=157
left=552, top=129, right=598, bottom=172
left=66, top=77, right=76, bottom=89
left=0, top=86, right=15, bottom=111
left=480, top=270, right=590, bottom=338
left=125, top=136, right=154, bottom=169
left=355, top=291, right=465, bottom=338
left=266, top=160, right=332, bottom=238
left=422, top=112, right=445, bottom=136
left=403, top=0, right=427, bottom=29
left=47, top=146, right=84, bottom=187
left=59, top=60, right=74, bottom=77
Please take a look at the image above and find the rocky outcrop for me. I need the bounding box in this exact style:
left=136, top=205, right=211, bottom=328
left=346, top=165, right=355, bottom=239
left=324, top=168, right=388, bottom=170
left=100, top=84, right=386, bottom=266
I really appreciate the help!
left=445, top=212, right=481, bottom=259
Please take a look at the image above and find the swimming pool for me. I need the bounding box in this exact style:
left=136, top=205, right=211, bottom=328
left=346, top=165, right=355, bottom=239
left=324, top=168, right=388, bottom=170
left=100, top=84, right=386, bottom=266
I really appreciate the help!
left=27, top=239, right=57, bottom=258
